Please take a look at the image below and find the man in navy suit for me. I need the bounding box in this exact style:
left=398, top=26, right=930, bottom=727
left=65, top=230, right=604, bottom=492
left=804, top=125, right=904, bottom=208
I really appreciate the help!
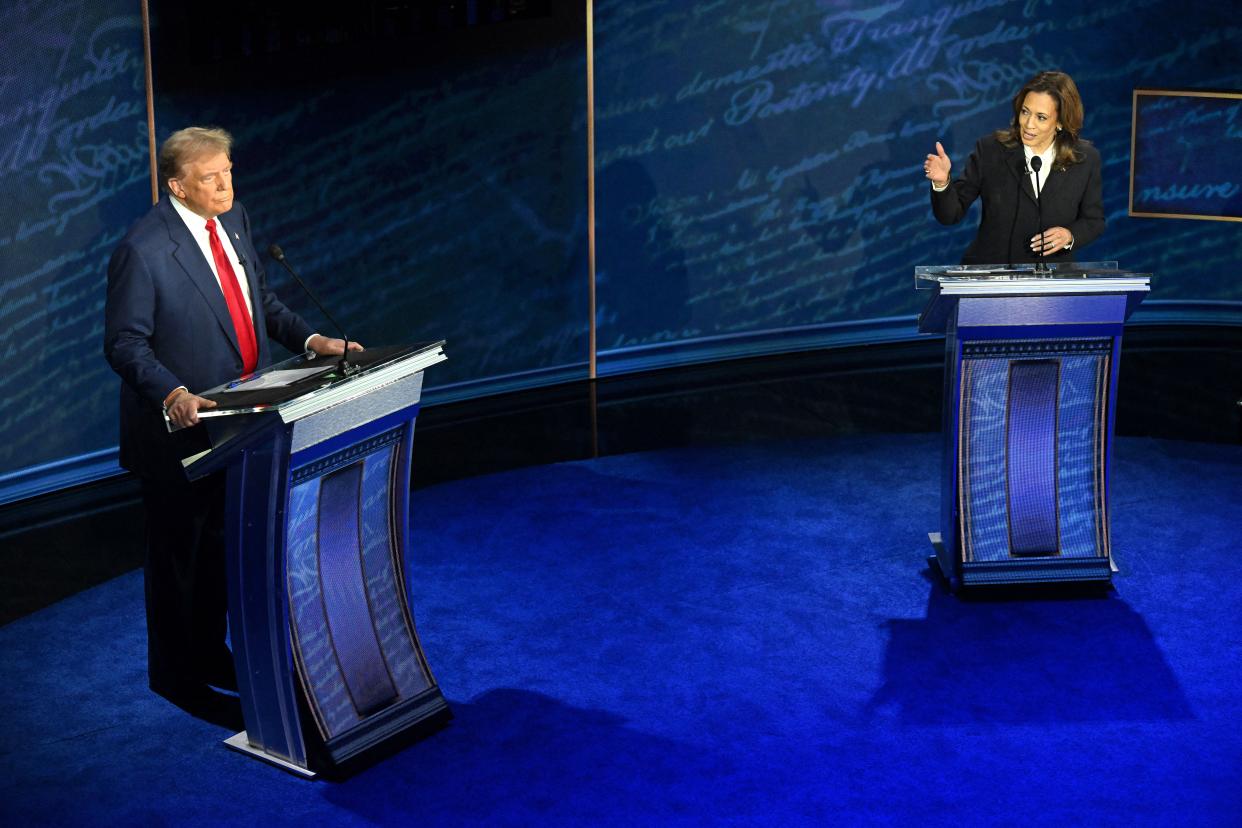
left=104, top=126, right=358, bottom=719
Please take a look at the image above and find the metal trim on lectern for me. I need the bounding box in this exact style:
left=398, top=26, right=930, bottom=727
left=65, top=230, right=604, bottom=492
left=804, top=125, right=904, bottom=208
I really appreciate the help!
left=179, top=341, right=450, bottom=775
left=915, top=265, right=1150, bottom=588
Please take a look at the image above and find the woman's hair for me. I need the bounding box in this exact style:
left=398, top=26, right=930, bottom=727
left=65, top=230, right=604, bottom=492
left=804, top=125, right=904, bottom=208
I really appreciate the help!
left=158, top=126, right=234, bottom=192
left=995, top=71, right=1086, bottom=168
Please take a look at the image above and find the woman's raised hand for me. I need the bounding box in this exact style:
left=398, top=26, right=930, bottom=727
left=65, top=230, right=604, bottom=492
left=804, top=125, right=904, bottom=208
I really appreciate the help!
left=924, top=142, right=951, bottom=187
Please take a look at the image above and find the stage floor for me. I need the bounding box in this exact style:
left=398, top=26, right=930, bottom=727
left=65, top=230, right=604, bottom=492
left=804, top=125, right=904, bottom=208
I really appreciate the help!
left=2, top=433, right=1240, bottom=825
left=5, top=326, right=1239, bottom=625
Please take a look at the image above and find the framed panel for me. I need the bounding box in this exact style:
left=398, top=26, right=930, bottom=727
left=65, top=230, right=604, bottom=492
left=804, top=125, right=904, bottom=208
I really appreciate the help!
left=1130, top=89, right=1242, bottom=222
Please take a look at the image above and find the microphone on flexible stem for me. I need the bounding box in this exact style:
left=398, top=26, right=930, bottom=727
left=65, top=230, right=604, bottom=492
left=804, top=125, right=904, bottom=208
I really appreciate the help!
left=1030, top=155, right=1050, bottom=274
left=267, top=244, right=356, bottom=375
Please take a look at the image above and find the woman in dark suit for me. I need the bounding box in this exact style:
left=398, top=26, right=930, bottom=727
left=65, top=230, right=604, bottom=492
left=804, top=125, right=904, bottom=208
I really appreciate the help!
left=924, top=70, right=1105, bottom=265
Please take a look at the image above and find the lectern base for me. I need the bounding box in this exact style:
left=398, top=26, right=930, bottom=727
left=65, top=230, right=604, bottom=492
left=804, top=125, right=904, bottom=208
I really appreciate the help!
left=224, top=690, right=452, bottom=777
left=927, top=532, right=1113, bottom=589
left=927, top=532, right=956, bottom=590
left=958, top=558, right=1112, bottom=586
left=224, top=731, right=317, bottom=778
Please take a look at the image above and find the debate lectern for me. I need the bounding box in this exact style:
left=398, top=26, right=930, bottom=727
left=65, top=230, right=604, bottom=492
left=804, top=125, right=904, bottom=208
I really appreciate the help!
left=178, top=342, right=448, bottom=775
left=916, top=264, right=1150, bottom=588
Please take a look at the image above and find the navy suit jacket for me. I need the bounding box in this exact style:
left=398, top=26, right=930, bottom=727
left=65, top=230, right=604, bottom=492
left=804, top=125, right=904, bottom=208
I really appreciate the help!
left=104, top=196, right=314, bottom=480
left=931, top=134, right=1105, bottom=265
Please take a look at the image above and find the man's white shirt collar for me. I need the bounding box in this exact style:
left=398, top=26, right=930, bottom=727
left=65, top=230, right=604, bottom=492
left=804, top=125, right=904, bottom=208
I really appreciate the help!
left=168, top=196, right=253, bottom=313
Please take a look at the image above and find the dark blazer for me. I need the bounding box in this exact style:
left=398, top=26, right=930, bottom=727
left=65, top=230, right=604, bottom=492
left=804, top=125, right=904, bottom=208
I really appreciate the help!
left=104, top=196, right=314, bottom=480
left=931, top=134, right=1105, bottom=265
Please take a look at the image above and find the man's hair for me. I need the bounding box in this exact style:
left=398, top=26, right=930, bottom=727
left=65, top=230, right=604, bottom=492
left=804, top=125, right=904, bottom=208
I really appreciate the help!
left=158, top=127, right=234, bottom=193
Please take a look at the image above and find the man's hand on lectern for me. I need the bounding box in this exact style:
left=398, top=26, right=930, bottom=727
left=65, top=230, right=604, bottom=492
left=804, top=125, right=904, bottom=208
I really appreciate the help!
left=307, top=334, right=365, bottom=357
left=166, top=389, right=217, bottom=428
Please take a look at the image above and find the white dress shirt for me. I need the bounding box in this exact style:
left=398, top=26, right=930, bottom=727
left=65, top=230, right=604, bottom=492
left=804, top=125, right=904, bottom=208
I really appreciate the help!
left=161, top=197, right=319, bottom=405
left=1024, top=142, right=1073, bottom=248
left=1022, top=142, right=1057, bottom=196
left=169, top=195, right=255, bottom=316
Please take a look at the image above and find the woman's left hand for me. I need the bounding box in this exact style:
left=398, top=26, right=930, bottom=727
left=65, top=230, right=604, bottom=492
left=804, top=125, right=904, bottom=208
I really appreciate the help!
left=1031, top=226, right=1074, bottom=254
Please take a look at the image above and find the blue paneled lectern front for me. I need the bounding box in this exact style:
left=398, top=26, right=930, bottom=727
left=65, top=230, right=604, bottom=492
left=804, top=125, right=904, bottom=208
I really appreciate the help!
left=917, top=264, right=1150, bottom=588
left=179, top=342, right=448, bottom=775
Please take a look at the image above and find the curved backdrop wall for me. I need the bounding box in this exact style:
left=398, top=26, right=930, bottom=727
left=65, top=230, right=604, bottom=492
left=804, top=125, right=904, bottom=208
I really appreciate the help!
left=592, top=0, right=1242, bottom=373
left=0, top=2, right=151, bottom=490
left=1, top=0, right=1240, bottom=498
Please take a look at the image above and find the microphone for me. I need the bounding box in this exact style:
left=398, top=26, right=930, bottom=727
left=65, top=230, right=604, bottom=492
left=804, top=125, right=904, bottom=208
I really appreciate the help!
left=1030, top=156, right=1049, bottom=274
left=267, top=244, right=357, bottom=374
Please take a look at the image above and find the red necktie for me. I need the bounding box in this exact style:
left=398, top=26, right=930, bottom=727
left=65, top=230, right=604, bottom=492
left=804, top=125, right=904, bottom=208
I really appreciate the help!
left=206, top=219, right=258, bottom=375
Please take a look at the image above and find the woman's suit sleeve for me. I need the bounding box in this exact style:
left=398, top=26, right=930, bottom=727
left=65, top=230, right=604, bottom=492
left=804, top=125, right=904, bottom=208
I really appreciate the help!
left=930, top=139, right=985, bottom=226
left=1067, top=144, right=1105, bottom=249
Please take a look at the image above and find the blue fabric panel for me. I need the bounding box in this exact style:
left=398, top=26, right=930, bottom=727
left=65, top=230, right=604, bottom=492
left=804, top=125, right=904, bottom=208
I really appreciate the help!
left=962, top=359, right=1012, bottom=562
left=360, top=445, right=430, bottom=698
left=956, top=294, right=1128, bottom=329
left=1057, top=355, right=1107, bottom=558
left=1006, top=361, right=1060, bottom=556
left=318, top=464, right=399, bottom=717
left=286, top=477, right=358, bottom=737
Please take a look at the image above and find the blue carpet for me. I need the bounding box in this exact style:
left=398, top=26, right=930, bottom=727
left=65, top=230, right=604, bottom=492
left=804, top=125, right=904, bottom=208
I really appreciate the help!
left=2, top=434, right=1240, bottom=826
